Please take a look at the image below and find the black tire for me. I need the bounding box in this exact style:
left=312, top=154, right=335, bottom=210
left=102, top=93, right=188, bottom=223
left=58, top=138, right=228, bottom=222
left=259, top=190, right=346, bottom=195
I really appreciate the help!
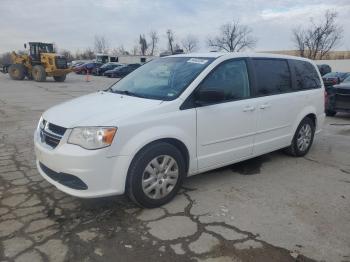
left=127, top=142, right=186, bottom=208
left=53, top=75, right=66, bottom=82
left=32, top=65, right=46, bottom=82
left=325, top=110, right=336, bottom=117
left=8, top=64, right=26, bottom=80
left=285, top=117, right=315, bottom=157
left=3, top=65, right=9, bottom=73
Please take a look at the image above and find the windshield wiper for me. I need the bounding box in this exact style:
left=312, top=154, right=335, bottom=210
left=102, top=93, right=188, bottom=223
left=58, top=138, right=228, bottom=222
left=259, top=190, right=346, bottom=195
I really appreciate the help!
left=110, top=89, right=144, bottom=98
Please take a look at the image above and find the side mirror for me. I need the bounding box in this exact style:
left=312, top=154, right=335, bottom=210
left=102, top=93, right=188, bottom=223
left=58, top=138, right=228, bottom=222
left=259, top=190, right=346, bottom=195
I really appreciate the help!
left=195, top=89, right=225, bottom=106
left=24, top=43, right=27, bottom=49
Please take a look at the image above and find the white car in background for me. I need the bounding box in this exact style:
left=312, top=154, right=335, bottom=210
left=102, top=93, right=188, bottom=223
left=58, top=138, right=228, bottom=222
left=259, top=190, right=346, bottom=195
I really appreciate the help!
left=34, top=52, right=325, bottom=208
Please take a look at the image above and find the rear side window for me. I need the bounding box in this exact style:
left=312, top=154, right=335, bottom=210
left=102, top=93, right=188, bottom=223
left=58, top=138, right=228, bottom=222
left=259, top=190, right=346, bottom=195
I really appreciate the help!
left=293, top=60, right=321, bottom=90
left=253, top=59, right=292, bottom=96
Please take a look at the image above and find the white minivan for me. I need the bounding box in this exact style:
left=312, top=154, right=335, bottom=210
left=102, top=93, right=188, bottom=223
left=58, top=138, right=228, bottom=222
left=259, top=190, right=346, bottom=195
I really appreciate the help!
left=34, top=53, right=325, bottom=207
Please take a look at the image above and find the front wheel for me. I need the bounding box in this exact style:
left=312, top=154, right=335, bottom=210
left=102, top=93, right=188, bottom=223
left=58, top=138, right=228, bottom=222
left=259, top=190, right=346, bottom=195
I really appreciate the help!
left=285, top=117, right=315, bottom=157
left=8, top=64, right=26, bottom=80
left=127, top=142, right=186, bottom=208
left=32, top=65, right=46, bottom=82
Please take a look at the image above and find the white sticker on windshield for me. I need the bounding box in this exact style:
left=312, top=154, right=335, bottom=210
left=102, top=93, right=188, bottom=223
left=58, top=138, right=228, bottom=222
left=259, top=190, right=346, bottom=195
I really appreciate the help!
left=187, top=58, right=208, bottom=64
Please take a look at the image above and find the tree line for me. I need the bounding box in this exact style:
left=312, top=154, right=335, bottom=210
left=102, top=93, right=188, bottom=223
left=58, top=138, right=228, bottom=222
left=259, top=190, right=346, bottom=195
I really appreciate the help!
left=0, top=9, right=345, bottom=65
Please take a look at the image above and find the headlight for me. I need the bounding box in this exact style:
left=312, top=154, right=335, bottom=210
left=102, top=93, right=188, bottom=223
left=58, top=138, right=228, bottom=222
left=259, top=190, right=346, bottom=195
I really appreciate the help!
left=68, top=127, right=117, bottom=150
left=38, top=116, right=46, bottom=130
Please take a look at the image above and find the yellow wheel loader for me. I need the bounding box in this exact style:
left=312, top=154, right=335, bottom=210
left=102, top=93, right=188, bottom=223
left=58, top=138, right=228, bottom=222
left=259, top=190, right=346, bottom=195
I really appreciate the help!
left=8, top=42, right=72, bottom=82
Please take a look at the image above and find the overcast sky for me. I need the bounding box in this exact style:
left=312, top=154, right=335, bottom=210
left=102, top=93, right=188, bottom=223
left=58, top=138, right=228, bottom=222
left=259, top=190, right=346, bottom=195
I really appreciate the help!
left=0, top=0, right=349, bottom=54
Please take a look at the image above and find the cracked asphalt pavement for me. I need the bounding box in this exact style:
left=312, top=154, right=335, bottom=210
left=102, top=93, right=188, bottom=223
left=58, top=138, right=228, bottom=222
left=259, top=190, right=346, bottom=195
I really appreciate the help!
left=0, top=73, right=349, bottom=262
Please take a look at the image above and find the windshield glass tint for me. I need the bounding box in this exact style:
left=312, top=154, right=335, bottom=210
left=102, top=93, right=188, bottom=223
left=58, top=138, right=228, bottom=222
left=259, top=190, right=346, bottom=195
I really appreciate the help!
left=324, top=72, right=340, bottom=78
left=344, top=76, right=350, bottom=83
left=109, top=57, right=214, bottom=100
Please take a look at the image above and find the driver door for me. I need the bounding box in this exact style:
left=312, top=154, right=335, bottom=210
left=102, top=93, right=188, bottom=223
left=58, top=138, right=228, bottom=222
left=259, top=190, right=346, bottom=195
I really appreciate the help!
left=195, top=59, right=257, bottom=170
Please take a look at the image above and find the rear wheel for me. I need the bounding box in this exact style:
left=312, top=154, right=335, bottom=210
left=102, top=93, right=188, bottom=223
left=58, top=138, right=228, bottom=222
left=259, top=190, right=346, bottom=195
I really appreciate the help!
left=8, top=64, right=26, bottom=80
left=53, top=75, right=66, bottom=82
left=285, top=117, right=315, bottom=157
left=325, top=110, right=336, bottom=117
left=127, top=142, right=186, bottom=208
left=32, top=65, right=46, bottom=82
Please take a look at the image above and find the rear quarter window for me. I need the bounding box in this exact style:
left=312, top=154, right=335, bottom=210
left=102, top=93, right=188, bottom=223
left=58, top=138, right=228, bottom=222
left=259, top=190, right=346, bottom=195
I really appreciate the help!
left=292, top=60, right=321, bottom=90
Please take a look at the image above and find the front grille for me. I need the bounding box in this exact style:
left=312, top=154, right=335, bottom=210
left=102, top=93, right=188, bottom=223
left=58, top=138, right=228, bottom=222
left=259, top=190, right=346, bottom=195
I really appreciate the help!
left=39, top=162, right=88, bottom=190
left=48, top=123, right=66, bottom=136
left=40, top=120, right=66, bottom=149
left=55, top=56, right=68, bottom=69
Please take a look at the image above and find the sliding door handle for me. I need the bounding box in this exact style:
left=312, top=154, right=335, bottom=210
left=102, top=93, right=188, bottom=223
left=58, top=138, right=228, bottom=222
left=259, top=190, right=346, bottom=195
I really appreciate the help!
left=260, top=103, right=271, bottom=109
left=243, top=105, right=256, bottom=112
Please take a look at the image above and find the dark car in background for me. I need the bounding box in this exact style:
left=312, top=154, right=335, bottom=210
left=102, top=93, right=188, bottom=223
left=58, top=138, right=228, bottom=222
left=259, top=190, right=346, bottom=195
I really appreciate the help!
left=71, top=61, right=89, bottom=70
left=325, top=76, right=350, bottom=116
left=73, top=62, right=102, bottom=74
left=322, top=72, right=350, bottom=87
left=107, top=64, right=141, bottom=78
left=317, top=64, right=331, bottom=76
left=95, top=62, right=123, bottom=76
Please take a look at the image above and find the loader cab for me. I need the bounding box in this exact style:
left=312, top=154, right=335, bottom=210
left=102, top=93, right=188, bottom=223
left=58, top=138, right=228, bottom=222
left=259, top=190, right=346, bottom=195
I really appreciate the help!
left=27, top=42, right=54, bottom=63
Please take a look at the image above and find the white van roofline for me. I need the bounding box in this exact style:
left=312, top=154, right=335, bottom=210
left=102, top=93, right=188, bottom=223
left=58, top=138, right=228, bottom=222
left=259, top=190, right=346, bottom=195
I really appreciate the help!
left=170, top=52, right=312, bottom=62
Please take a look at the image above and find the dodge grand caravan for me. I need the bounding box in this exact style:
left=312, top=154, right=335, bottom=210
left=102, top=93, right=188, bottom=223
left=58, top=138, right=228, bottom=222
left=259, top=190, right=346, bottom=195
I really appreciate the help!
left=34, top=53, right=325, bottom=208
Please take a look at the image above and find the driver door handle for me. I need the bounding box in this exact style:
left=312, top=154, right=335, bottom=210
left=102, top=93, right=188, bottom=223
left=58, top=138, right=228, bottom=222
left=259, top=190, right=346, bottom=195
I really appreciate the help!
left=260, top=103, right=271, bottom=109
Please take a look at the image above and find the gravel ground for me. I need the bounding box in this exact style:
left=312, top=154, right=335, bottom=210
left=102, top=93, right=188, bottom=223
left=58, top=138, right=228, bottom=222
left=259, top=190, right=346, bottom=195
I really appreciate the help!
left=0, top=73, right=349, bottom=262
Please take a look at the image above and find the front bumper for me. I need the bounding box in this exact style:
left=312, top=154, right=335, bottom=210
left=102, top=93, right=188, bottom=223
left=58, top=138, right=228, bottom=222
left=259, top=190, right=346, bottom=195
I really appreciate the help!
left=34, top=129, right=130, bottom=198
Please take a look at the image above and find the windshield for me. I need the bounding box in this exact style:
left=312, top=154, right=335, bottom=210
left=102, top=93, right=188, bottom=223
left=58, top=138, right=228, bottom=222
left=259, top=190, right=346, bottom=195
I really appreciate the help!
left=324, top=72, right=343, bottom=78
left=109, top=57, right=214, bottom=100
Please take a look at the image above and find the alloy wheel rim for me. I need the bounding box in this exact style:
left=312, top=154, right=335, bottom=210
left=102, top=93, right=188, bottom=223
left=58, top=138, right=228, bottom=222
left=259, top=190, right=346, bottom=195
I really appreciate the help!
left=142, top=155, right=179, bottom=199
left=297, top=124, right=312, bottom=152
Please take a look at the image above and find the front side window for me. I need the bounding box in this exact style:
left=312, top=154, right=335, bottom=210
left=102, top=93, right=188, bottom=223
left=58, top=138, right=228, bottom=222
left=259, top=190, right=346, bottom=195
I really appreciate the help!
left=253, top=59, right=292, bottom=96
left=110, top=57, right=214, bottom=100
left=293, top=60, right=321, bottom=90
left=198, top=59, right=250, bottom=102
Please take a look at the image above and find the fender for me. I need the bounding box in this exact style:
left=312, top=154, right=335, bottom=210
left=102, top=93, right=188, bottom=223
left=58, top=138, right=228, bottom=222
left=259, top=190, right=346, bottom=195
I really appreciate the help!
left=290, top=105, right=317, bottom=143
left=119, top=124, right=196, bottom=169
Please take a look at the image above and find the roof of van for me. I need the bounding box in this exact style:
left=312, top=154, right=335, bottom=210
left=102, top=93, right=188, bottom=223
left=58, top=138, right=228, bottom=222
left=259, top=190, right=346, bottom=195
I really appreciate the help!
left=170, top=52, right=311, bottom=62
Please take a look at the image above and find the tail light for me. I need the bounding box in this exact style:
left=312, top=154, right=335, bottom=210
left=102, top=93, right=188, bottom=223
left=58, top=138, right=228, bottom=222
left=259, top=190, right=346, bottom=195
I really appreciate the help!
left=332, top=79, right=337, bottom=85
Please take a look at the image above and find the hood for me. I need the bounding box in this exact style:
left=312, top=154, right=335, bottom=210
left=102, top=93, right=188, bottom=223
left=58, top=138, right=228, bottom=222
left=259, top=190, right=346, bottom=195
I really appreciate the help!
left=43, top=91, right=162, bottom=128
left=334, top=83, right=350, bottom=89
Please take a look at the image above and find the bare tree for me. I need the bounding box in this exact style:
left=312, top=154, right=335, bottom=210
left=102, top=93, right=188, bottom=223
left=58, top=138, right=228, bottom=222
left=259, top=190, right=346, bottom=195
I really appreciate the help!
left=208, top=20, right=257, bottom=52
left=0, top=52, right=12, bottom=65
left=181, top=35, right=199, bottom=53
left=94, top=35, right=109, bottom=54
left=149, top=31, right=159, bottom=56
left=292, top=28, right=306, bottom=58
left=59, top=49, right=74, bottom=62
left=131, top=45, right=139, bottom=55
left=111, top=45, right=130, bottom=56
left=139, top=34, right=148, bottom=55
left=166, top=29, right=175, bottom=53
left=292, top=10, right=343, bottom=60
left=78, top=48, right=95, bottom=60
